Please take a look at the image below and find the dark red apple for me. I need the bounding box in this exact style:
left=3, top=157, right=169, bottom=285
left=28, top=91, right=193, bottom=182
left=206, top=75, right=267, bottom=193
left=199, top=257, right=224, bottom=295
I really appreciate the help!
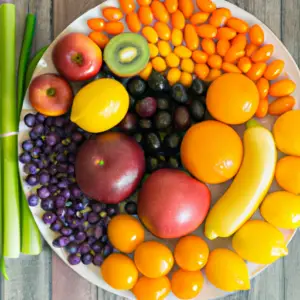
left=138, top=169, right=211, bottom=239
left=29, top=74, right=73, bottom=116
left=75, top=132, right=145, bottom=204
left=52, top=32, right=102, bottom=81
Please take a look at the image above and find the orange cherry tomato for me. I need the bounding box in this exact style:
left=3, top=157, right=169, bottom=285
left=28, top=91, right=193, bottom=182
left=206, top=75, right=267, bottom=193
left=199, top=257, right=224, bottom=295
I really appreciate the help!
left=222, top=62, right=242, bottom=73
left=201, top=38, right=216, bottom=55
left=268, top=96, right=296, bottom=116
left=152, top=56, right=167, bottom=72
left=104, top=21, right=124, bottom=35
left=88, top=31, right=109, bottom=49
left=209, top=8, right=231, bottom=27
left=102, top=7, right=123, bottom=21
left=217, top=27, right=237, bottom=40
left=166, top=53, right=180, bottom=68
left=171, top=10, right=185, bottom=30
left=245, top=43, right=259, bottom=57
left=184, top=24, right=199, bottom=51
left=119, top=0, right=135, bottom=14
left=180, top=72, right=193, bottom=87
left=142, top=26, right=159, bottom=43
left=171, top=28, right=183, bottom=46
left=151, top=0, right=170, bottom=23
left=87, top=18, right=105, bottom=31
left=154, top=22, right=171, bottom=40
left=246, top=62, right=267, bottom=81
left=174, top=45, right=192, bottom=58
left=238, top=57, right=252, bottom=73
left=226, top=17, right=249, bottom=33
left=126, top=13, right=142, bottom=33
left=224, top=45, right=245, bottom=63
left=164, top=0, right=178, bottom=14
left=251, top=44, right=274, bottom=63
left=171, top=269, right=204, bottom=299
left=216, top=39, right=230, bottom=57
left=249, top=24, right=264, bottom=46
left=134, top=241, right=174, bottom=278
left=255, top=98, right=269, bottom=118
left=132, top=276, right=171, bottom=300
left=207, top=54, right=223, bottom=69
left=195, top=24, right=217, bottom=39
left=157, top=40, right=172, bottom=57
left=139, top=62, right=153, bottom=80
left=192, top=50, right=208, bottom=63
left=231, top=33, right=247, bottom=50
left=205, top=68, right=223, bottom=82
left=264, top=59, right=285, bottom=80
left=137, top=0, right=152, bottom=5
left=196, top=0, right=216, bottom=13
left=269, top=79, right=296, bottom=97
left=190, top=12, right=210, bottom=25
left=138, top=6, right=154, bottom=25
left=256, top=78, right=270, bottom=99
left=178, top=0, right=194, bottom=18
left=194, top=63, right=210, bottom=80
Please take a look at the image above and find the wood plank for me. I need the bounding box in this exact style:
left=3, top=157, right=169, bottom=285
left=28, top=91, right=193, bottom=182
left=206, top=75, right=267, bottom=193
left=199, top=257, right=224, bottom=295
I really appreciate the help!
left=3, top=1, right=53, bottom=300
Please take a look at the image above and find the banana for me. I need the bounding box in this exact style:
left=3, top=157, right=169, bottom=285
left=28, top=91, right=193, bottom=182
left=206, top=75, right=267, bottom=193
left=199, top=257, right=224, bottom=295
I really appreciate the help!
left=205, top=120, right=277, bottom=240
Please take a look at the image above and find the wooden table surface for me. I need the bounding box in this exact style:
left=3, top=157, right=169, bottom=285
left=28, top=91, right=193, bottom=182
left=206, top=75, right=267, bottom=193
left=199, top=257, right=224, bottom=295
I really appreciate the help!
left=1, top=0, right=300, bottom=299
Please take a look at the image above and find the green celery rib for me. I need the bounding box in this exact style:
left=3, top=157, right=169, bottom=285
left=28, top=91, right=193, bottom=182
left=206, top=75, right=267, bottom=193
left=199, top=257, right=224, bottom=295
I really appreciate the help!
left=0, top=3, right=21, bottom=258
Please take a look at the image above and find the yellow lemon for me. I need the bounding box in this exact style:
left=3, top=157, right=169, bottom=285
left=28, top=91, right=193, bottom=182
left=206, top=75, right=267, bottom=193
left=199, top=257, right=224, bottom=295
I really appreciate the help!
left=205, top=248, right=250, bottom=292
left=71, top=78, right=129, bottom=133
left=232, top=220, right=288, bottom=264
left=261, top=191, right=300, bottom=229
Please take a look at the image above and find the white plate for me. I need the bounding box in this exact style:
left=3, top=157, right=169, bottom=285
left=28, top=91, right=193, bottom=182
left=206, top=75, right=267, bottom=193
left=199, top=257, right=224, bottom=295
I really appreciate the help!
left=19, top=0, right=300, bottom=299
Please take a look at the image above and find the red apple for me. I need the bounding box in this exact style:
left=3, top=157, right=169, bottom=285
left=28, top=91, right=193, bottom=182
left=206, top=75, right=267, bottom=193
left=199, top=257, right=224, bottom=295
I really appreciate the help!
left=52, top=32, right=102, bottom=81
left=75, top=132, right=145, bottom=204
left=138, top=169, right=211, bottom=239
left=29, top=74, right=73, bottom=116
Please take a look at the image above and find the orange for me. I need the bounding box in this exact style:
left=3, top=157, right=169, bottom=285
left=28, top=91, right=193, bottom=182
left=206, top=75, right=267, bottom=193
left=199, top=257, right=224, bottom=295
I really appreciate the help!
left=132, top=276, right=171, bottom=300
left=171, top=269, right=204, bottom=299
left=174, top=236, right=209, bottom=271
left=181, top=120, right=243, bottom=184
left=101, top=253, right=138, bottom=290
left=107, top=215, right=144, bottom=253
left=206, top=73, right=259, bottom=125
left=134, top=241, right=174, bottom=278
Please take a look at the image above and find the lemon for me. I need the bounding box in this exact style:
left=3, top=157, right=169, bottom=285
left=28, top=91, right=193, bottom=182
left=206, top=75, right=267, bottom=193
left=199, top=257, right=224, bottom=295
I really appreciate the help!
left=232, top=220, right=288, bottom=264
left=71, top=78, right=129, bottom=133
left=261, top=191, right=300, bottom=229
left=205, top=248, right=250, bottom=292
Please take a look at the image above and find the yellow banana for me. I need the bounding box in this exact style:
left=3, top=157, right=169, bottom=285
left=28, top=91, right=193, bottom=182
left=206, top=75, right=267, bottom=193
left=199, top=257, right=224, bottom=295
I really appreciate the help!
left=205, top=120, right=277, bottom=240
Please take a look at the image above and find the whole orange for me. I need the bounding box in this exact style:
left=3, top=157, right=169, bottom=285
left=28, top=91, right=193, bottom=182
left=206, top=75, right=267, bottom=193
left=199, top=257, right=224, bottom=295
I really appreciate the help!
left=206, top=73, right=259, bottom=124
left=181, top=120, right=243, bottom=184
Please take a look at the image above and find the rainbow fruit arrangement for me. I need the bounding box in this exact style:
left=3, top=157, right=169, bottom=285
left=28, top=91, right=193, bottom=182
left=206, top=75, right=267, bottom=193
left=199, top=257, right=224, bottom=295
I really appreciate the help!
left=19, top=0, right=300, bottom=299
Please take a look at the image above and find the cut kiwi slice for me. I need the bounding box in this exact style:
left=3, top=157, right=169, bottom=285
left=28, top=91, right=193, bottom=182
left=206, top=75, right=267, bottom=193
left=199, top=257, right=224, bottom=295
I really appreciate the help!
left=104, top=33, right=150, bottom=77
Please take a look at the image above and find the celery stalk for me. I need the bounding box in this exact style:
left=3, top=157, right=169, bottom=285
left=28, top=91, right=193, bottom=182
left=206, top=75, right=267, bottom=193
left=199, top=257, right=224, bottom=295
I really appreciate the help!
left=0, top=3, right=21, bottom=258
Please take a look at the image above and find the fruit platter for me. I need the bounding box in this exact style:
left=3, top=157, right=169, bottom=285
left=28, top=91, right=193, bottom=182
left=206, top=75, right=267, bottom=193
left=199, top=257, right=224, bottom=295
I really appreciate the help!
left=17, top=0, right=300, bottom=299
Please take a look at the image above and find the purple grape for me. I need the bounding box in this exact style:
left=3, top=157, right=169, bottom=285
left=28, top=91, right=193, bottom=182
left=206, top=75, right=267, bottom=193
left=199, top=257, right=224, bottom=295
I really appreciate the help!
left=28, top=194, right=39, bottom=207
left=24, top=163, right=38, bottom=175
left=88, top=236, right=97, bottom=245
left=37, top=187, right=50, bottom=199
left=69, top=235, right=76, bottom=242
left=86, top=227, right=95, bottom=237
left=72, top=132, right=83, bottom=143
left=32, top=124, right=44, bottom=135
left=68, top=153, right=76, bottom=163
left=53, top=236, right=70, bottom=248
left=174, top=106, right=191, bottom=130
left=57, top=153, right=67, bottom=162
left=31, top=147, right=42, bottom=158
left=57, top=207, right=66, bottom=219
left=125, top=201, right=137, bottom=215
left=50, top=177, right=58, bottom=185
left=79, top=243, right=91, bottom=254
left=107, top=206, right=118, bottom=217
left=54, top=117, right=65, bottom=127
left=42, top=212, right=57, bottom=225
left=93, top=254, right=104, bottom=266
left=45, top=117, right=53, bottom=127
left=88, top=212, right=100, bottom=224
left=92, top=203, right=105, bottom=213
left=55, top=127, right=66, bottom=138
left=19, top=152, right=32, bottom=164
left=37, top=159, right=49, bottom=169
left=57, top=163, right=68, bottom=173
left=53, top=143, right=64, bottom=153
left=61, top=227, right=73, bottom=236
left=58, top=181, right=68, bottom=189
left=61, top=189, right=71, bottom=199
left=39, top=173, right=50, bottom=185
left=50, top=220, right=63, bottom=232
left=68, top=254, right=81, bottom=265
left=49, top=165, right=58, bottom=175
left=64, top=123, right=77, bottom=134
left=75, top=232, right=87, bottom=242
left=55, top=196, right=66, bottom=208
left=29, top=130, right=39, bottom=140
left=101, top=235, right=108, bottom=243
left=103, top=244, right=113, bottom=257
left=82, top=253, right=93, bottom=265
left=24, top=113, right=36, bottom=127
left=71, top=186, right=81, bottom=198
left=66, top=242, right=79, bottom=254
left=46, top=132, right=60, bottom=146
left=26, top=175, right=38, bottom=186
left=136, top=97, right=157, bottom=118
left=68, top=142, right=77, bottom=153
left=94, top=226, right=105, bottom=239
left=70, top=218, right=83, bottom=229
left=35, top=138, right=44, bottom=147
left=22, top=140, right=34, bottom=151
left=48, top=185, right=58, bottom=194
left=36, top=113, right=46, bottom=123
left=118, top=112, right=137, bottom=132
left=67, top=165, right=75, bottom=174
left=91, top=241, right=104, bottom=253
left=67, top=208, right=75, bottom=216
left=74, top=202, right=84, bottom=211
left=41, top=198, right=55, bottom=211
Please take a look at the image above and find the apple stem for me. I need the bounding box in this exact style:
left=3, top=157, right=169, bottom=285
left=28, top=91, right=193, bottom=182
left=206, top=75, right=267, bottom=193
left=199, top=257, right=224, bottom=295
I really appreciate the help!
left=72, top=53, right=83, bottom=66
left=98, top=160, right=104, bottom=166
left=46, top=88, right=56, bottom=97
